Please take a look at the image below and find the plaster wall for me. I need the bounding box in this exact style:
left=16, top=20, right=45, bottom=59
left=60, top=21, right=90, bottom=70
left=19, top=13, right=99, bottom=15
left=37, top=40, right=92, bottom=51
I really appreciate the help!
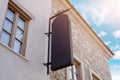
left=0, top=0, right=51, bottom=80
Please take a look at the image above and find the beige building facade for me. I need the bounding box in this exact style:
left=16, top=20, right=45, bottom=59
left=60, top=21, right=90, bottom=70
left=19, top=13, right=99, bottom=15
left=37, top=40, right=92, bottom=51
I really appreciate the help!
left=51, top=0, right=114, bottom=80
left=0, top=0, right=113, bottom=80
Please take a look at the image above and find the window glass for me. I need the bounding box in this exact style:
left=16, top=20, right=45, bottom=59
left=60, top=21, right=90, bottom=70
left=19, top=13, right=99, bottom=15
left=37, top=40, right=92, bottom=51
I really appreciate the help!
left=73, top=65, right=77, bottom=73
left=13, top=39, right=22, bottom=53
left=0, top=31, right=10, bottom=46
left=68, top=65, right=79, bottom=80
left=18, top=17, right=25, bottom=30
left=74, top=73, right=78, bottom=80
left=15, top=28, right=24, bottom=41
left=73, top=65, right=78, bottom=80
left=6, top=9, right=15, bottom=22
left=69, top=66, right=73, bottom=80
left=4, top=19, right=13, bottom=33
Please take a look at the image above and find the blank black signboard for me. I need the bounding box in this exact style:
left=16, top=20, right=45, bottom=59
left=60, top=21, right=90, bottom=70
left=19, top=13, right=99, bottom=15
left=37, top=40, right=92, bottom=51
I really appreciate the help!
left=51, top=14, right=73, bottom=71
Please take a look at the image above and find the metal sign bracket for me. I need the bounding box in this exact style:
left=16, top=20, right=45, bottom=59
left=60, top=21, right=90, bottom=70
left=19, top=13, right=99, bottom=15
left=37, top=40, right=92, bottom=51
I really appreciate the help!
left=43, top=8, right=71, bottom=75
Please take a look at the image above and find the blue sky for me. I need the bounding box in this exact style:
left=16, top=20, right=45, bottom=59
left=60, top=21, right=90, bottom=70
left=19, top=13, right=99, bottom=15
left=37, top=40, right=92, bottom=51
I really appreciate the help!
left=70, top=0, right=120, bottom=80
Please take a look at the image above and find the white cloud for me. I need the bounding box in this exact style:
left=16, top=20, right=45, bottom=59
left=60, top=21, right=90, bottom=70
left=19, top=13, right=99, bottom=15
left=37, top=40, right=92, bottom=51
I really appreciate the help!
left=112, top=71, right=120, bottom=80
left=110, top=64, right=120, bottom=80
left=75, top=3, right=108, bottom=26
left=105, top=41, right=111, bottom=45
left=75, top=0, right=120, bottom=27
left=113, top=51, right=120, bottom=60
left=98, top=31, right=107, bottom=37
left=113, top=31, right=120, bottom=39
left=110, top=45, right=120, bottom=51
left=72, top=1, right=120, bottom=80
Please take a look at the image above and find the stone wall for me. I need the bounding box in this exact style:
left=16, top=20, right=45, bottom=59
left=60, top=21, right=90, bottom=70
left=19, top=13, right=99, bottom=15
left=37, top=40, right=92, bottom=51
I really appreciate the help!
left=50, top=68, right=67, bottom=80
left=71, top=22, right=112, bottom=80
left=51, top=0, right=112, bottom=80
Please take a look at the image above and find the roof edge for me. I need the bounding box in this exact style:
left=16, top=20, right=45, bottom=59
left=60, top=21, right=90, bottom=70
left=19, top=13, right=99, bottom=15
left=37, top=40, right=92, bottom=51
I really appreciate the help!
left=65, top=0, right=114, bottom=58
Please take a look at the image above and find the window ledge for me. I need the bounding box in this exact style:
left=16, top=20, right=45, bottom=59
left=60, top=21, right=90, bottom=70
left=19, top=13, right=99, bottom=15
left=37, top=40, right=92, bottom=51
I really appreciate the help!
left=0, top=42, right=28, bottom=62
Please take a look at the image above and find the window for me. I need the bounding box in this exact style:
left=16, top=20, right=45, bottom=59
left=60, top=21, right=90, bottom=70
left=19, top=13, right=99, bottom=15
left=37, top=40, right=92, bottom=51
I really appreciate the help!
left=13, top=17, right=25, bottom=53
left=68, top=65, right=78, bottom=80
left=1, top=9, right=15, bottom=46
left=0, top=1, right=31, bottom=56
left=92, top=74, right=100, bottom=80
left=67, top=61, right=81, bottom=80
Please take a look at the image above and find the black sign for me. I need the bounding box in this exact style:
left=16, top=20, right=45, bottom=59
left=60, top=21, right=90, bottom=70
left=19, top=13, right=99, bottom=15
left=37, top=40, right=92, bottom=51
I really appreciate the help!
left=51, top=14, right=73, bottom=71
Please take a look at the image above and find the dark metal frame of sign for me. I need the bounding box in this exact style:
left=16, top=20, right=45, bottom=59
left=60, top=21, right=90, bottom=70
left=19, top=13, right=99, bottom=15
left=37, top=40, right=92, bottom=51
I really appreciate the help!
left=43, top=8, right=71, bottom=75
left=51, top=14, right=73, bottom=71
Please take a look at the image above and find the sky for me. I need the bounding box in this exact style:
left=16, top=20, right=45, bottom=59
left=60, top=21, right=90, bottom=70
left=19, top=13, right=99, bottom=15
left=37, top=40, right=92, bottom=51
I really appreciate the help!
left=70, top=0, right=120, bottom=80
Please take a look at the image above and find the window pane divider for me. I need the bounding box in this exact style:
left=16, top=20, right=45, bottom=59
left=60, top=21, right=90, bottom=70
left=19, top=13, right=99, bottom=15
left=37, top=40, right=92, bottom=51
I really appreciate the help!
left=3, top=29, right=12, bottom=35
left=10, top=13, right=19, bottom=48
left=15, top=37, right=23, bottom=42
left=17, top=26, right=24, bottom=31
left=6, top=17, right=14, bottom=23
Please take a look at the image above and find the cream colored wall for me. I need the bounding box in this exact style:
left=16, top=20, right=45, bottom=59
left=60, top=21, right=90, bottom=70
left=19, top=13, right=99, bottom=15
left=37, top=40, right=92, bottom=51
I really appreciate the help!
left=0, top=0, right=51, bottom=80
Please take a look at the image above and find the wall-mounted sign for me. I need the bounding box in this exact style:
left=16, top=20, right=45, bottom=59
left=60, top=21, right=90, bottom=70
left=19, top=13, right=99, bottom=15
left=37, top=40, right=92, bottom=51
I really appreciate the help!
left=51, top=14, right=73, bottom=71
